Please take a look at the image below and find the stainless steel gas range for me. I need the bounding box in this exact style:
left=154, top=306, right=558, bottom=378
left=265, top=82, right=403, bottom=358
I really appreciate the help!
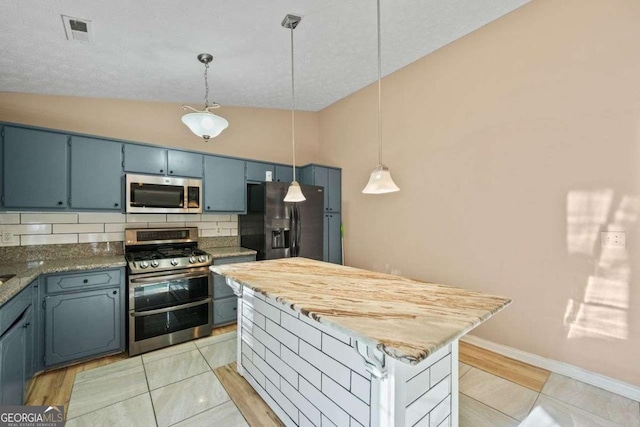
left=125, top=227, right=213, bottom=356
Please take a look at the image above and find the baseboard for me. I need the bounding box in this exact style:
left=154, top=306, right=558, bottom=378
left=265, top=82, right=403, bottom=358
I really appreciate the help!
left=461, top=334, right=640, bottom=402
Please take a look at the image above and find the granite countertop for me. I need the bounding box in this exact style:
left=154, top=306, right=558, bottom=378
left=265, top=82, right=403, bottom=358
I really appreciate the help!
left=205, top=246, right=257, bottom=259
left=0, top=256, right=127, bottom=305
left=211, top=257, right=511, bottom=365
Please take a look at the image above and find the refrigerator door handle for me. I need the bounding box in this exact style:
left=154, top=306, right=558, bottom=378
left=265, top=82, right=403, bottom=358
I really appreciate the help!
left=295, top=204, right=302, bottom=254
left=289, top=204, right=297, bottom=257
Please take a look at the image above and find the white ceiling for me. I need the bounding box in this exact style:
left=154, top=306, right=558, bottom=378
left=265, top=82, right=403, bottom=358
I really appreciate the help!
left=0, top=0, right=530, bottom=111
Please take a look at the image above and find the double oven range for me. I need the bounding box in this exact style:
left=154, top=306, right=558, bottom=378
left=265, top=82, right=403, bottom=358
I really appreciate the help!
left=125, top=227, right=213, bottom=356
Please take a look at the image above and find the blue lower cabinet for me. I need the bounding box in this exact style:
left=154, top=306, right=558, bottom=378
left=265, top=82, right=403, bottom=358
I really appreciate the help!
left=0, top=282, right=35, bottom=405
left=44, top=287, right=122, bottom=367
left=0, top=310, right=27, bottom=405
left=42, top=268, right=124, bottom=368
left=212, top=255, right=255, bottom=326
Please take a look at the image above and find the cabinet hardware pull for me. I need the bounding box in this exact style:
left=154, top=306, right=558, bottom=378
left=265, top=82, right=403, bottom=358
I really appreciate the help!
left=57, top=201, right=63, bottom=205
left=83, top=279, right=88, bottom=283
left=114, top=203, right=119, bottom=207
left=112, top=290, right=117, bottom=295
left=160, top=169, right=164, bottom=173
left=170, top=170, right=173, bottom=174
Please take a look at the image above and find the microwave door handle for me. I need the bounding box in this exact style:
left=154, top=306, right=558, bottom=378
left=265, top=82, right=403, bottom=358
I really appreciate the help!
left=130, top=298, right=212, bottom=317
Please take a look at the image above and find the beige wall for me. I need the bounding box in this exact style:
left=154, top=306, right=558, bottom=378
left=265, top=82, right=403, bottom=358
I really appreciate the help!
left=0, top=92, right=321, bottom=165
left=319, top=0, right=640, bottom=386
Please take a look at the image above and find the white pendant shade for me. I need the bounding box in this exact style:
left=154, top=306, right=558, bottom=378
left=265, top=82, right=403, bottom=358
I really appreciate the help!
left=181, top=112, right=229, bottom=140
left=362, top=165, right=400, bottom=194
left=284, top=181, right=306, bottom=202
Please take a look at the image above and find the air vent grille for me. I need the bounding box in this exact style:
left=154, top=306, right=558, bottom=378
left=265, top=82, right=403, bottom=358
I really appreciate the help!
left=62, top=15, right=92, bottom=42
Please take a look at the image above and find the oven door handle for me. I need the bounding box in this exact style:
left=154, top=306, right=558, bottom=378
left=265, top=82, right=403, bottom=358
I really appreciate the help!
left=130, top=298, right=212, bottom=317
left=130, top=270, right=210, bottom=285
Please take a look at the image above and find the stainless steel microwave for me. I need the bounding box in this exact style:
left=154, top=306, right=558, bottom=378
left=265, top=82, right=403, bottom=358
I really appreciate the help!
left=125, top=174, right=203, bottom=214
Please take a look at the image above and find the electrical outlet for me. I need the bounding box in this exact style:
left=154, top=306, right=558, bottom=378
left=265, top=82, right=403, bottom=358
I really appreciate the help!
left=2, top=231, right=14, bottom=243
left=601, top=231, right=626, bottom=248
left=265, top=171, right=273, bottom=182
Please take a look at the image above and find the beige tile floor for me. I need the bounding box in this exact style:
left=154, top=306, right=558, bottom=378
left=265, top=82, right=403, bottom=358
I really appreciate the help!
left=459, top=362, right=640, bottom=427
left=65, top=331, right=247, bottom=427
left=64, top=333, right=640, bottom=427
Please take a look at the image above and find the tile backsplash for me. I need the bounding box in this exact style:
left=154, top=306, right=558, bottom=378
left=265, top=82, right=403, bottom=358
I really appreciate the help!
left=0, top=213, right=238, bottom=247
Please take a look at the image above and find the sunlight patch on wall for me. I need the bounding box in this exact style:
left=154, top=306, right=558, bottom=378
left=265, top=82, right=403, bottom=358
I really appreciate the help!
left=564, top=192, right=638, bottom=342
left=566, top=189, right=613, bottom=255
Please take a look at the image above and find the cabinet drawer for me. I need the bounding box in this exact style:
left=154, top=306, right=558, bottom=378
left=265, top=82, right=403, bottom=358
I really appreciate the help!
left=0, top=284, right=32, bottom=337
left=45, top=269, right=122, bottom=294
left=213, top=297, right=237, bottom=325
left=212, top=255, right=256, bottom=266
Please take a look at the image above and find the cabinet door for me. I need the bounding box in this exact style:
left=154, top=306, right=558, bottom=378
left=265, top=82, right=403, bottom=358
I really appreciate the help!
left=0, top=315, right=26, bottom=405
left=213, top=297, right=237, bottom=326
left=313, top=167, right=330, bottom=211
left=274, top=165, right=300, bottom=183
left=4, top=127, right=68, bottom=208
left=45, top=287, right=121, bottom=366
left=325, top=213, right=342, bottom=265
left=124, top=144, right=167, bottom=175
left=22, top=307, right=33, bottom=397
left=204, top=156, right=246, bottom=212
left=167, top=150, right=203, bottom=178
left=71, top=137, right=123, bottom=210
left=327, top=168, right=341, bottom=213
left=246, top=161, right=274, bottom=182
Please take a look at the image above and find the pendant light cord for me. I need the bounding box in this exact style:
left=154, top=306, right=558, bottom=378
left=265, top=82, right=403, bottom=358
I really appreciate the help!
left=203, top=61, right=210, bottom=109
left=377, top=0, right=383, bottom=166
left=290, top=25, right=297, bottom=181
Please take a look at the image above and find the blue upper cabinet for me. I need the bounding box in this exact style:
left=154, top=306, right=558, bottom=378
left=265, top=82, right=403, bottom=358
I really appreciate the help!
left=123, top=144, right=167, bottom=175
left=246, top=161, right=275, bottom=182
left=299, top=165, right=341, bottom=213
left=3, top=127, right=68, bottom=209
left=124, top=144, right=202, bottom=178
left=70, top=137, right=123, bottom=210
left=274, top=164, right=300, bottom=183
left=327, top=168, right=341, bottom=213
left=167, top=150, right=203, bottom=178
left=204, top=156, right=246, bottom=212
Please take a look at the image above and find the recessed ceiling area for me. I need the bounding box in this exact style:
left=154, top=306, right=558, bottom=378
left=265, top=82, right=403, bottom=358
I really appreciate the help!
left=0, top=0, right=530, bottom=111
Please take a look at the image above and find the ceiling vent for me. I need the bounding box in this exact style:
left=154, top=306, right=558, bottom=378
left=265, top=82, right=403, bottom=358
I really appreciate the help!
left=62, top=15, right=92, bottom=42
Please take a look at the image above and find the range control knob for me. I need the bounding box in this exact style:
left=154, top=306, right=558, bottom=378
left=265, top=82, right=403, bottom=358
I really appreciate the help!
left=139, top=261, right=149, bottom=269
left=198, top=255, right=207, bottom=263
left=150, top=259, right=159, bottom=268
left=189, top=256, right=197, bottom=264
left=170, top=258, right=179, bottom=266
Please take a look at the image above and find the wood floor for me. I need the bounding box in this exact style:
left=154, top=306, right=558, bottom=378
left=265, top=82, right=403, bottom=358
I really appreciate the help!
left=459, top=341, right=551, bottom=392
left=26, top=327, right=550, bottom=426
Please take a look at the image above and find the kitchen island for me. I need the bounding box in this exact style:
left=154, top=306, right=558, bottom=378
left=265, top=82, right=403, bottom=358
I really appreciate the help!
left=211, top=258, right=510, bottom=427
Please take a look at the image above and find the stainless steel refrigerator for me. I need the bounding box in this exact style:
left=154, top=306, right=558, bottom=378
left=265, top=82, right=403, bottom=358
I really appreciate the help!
left=239, top=182, right=324, bottom=260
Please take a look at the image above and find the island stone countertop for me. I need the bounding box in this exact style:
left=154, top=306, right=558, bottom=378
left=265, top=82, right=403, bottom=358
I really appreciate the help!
left=0, top=256, right=127, bottom=305
left=212, top=257, right=511, bottom=365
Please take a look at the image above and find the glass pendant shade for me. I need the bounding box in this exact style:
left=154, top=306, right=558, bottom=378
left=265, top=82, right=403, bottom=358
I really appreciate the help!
left=181, top=112, right=229, bottom=141
left=362, top=165, right=400, bottom=194
left=284, top=181, right=306, bottom=202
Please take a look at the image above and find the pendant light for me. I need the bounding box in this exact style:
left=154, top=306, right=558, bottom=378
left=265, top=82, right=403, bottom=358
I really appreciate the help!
left=181, top=53, right=229, bottom=141
left=282, top=14, right=306, bottom=203
left=362, top=0, right=400, bottom=194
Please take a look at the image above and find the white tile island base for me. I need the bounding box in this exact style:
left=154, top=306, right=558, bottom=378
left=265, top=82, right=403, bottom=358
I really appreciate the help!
left=228, top=281, right=458, bottom=427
